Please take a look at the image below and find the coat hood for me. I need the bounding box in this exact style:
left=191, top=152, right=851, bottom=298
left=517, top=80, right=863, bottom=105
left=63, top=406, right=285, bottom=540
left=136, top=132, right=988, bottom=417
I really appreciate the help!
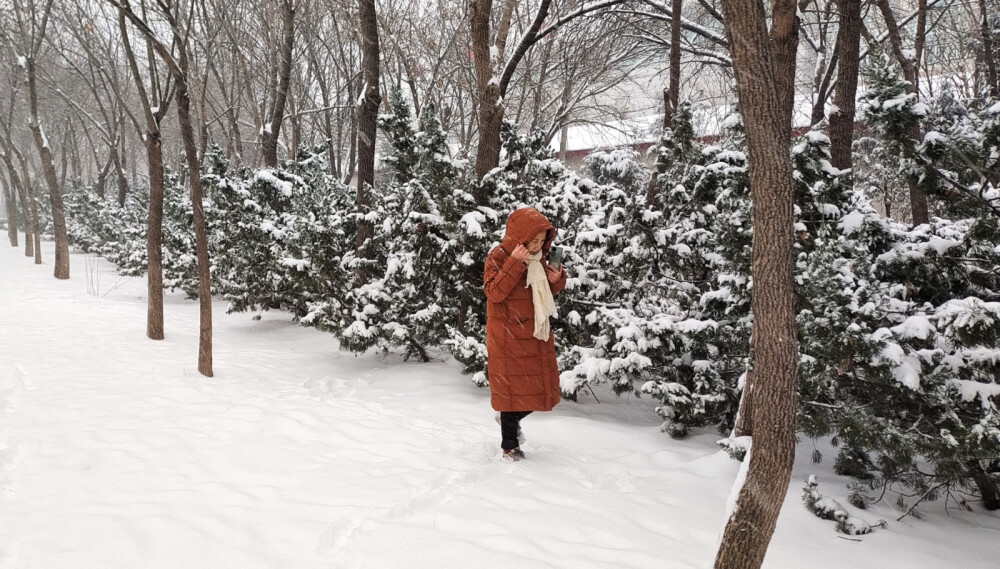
left=500, top=207, right=556, bottom=254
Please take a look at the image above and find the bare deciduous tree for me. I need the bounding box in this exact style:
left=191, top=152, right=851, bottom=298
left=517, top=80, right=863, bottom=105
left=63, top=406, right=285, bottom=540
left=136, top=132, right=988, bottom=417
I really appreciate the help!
left=14, top=0, right=71, bottom=278
left=111, top=0, right=214, bottom=376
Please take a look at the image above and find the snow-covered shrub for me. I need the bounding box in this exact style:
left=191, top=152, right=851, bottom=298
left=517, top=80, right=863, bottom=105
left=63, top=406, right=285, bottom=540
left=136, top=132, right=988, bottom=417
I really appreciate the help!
left=803, top=475, right=883, bottom=535
left=583, top=147, right=649, bottom=195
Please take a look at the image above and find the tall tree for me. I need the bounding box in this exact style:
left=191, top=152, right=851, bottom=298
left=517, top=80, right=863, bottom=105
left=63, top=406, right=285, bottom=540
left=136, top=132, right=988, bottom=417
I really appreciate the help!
left=355, top=0, right=380, bottom=283
left=118, top=5, right=176, bottom=341
left=714, top=0, right=800, bottom=567
left=15, top=0, right=71, bottom=278
left=111, top=0, right=214, bottom=377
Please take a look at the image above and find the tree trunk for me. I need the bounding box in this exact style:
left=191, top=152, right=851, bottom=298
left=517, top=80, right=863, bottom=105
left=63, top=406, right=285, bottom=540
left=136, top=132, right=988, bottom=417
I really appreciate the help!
left=715, top=1, right=800, bottom=568
left=3, top=174, right=18, bottom=247
left=112, top=143, right=129, bottom=206
left=146, top=131, right=166, bottom=340
left=732, top=371, right=754, bottom=437
left=667, top=0, right=682, bottom=119
left=177, top=71, right=213, bottom=377
left=26, top=58, right=70, bottom=279
left=2, top=152, right=31, bottom=257
left=261, top=0, right=296, bottom=168
left=646, top=0, right=684, bottom=207
left=470, top=0, right=502, bottom=193
left=355, top=0, right=381, bottom=284
left=29, top=180, right=42, bottom=265
left=970, top=460, right=1000, bottom=511
left=58, top=126, right=69, bottom=191
left=829, top=0, right=862, bottom=171
left=94, top=154, right=111, bottom=199
left=17, top=158, right=43, bottom=265
left=980, top=0, right=999, bottom=97
left=120, top=8, right=169, bottom=341
left=19, top=184, right=33, bottom=258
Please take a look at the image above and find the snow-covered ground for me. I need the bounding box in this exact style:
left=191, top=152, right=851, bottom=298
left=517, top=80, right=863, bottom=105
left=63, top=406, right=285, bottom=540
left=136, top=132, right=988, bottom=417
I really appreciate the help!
left=1, top=237, right=998, bottom=568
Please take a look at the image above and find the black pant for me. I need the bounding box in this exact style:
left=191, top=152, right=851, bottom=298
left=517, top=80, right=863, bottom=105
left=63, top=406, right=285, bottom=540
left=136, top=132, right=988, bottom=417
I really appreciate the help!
left=500, top=411, right=532, bottom=450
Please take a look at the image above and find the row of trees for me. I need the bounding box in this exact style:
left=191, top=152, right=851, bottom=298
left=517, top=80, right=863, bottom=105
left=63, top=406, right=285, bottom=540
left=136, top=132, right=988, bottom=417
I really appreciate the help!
left=2, top=1, right=999, bottom=568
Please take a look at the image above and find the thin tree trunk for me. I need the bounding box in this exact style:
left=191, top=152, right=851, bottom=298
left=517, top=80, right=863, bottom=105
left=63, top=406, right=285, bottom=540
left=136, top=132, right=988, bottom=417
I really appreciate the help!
left=29, top=180, right=41, bottom=265
left=94, top=154, right=112, bottom=199
left=3, top=173, right=18, bottom=247
left=355, top=0, right=381, bottom=284
left=19, top=183, right=33, bottom=258
left=262, top=0, right=296, bottom=168
left=829, top=0, right=862, bottom=171
left=112, top=142, right=129, bottom=206
left=17, top=158, right=43, bottom=265
left=2, top=152, right=31, bottom=257
left=176, top=71, right=213, bottom=376
left=26, top=58, right=70, bottom=279
left=120, top=8, right=170, bottom=341
left=646, top=0, right=684, bottom=207
left=715, top=1, right=800, bottom=568
left=667, top=0, right=682, bottom=120
left=58, top=125, right=69, bottom=191
left=978, top=0, right=998, bottom=98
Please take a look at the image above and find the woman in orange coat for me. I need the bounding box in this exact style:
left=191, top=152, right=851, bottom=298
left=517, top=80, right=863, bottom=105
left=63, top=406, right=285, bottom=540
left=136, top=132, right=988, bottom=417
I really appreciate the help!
left=483, top=207, right=567, bottom=460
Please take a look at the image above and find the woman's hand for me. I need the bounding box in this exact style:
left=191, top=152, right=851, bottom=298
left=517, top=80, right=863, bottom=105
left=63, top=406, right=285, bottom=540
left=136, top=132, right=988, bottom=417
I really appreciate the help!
left=511, top=244, right=530, bottom=262
left=545, top=265, right=562, bottom=283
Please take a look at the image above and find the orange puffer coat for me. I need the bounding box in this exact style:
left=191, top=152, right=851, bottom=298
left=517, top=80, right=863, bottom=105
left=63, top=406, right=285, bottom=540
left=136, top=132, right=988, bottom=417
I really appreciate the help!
left=483, top=208, right=567, bottom=412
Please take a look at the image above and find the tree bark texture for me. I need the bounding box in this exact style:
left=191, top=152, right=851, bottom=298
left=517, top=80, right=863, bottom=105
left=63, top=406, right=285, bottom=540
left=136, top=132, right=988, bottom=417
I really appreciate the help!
left=470, top=0, right=502, bottom=192
left=355, top=0, right=381, bottom=283
left=26, top=58, right=71, bottom=279
left=715, top=1, right=800, bottom=568
left=145, top=132, right=166, bottom=340
left=829, top=0, right=862, bottom=171
left=261, top=0, right=296, bottom=167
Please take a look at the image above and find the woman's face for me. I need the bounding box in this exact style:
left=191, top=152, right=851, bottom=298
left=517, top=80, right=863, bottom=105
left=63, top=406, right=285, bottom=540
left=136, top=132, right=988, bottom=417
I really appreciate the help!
left=526, top=231, right=547, bottom=255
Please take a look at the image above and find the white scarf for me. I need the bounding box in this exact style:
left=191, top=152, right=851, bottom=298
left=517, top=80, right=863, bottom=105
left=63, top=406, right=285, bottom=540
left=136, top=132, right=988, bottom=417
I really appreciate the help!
left=524, top=251, right=557, bottom=341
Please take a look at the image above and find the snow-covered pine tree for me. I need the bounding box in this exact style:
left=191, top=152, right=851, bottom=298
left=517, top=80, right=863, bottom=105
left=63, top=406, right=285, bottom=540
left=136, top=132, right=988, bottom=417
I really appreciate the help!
left=335, top=90, right=467, bottom=360
left=206, top=144, right=312, bottom=316
left=583, top=147, right=649, bottom=195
